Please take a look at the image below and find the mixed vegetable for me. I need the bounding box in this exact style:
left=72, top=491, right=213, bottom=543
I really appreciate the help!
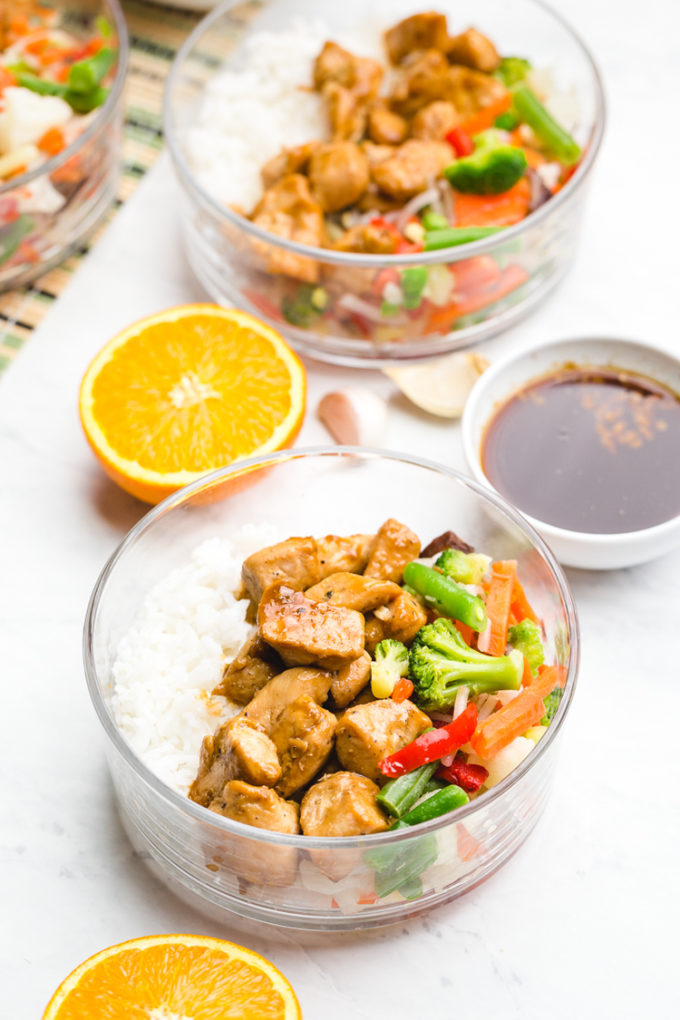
left=193, top=520, right=569, bottom=902
left=0, top=4, right=116, bottom=271
left=243, top=10, right=583, bottom=342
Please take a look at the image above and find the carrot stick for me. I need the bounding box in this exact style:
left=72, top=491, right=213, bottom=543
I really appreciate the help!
left=538, top=662, right=568, bottom=688
left=391, top=676, right=414, bottom=703
left=460, top=92, right=512, bottom=136
left=521, top=655, right=533, bottom=686
left=470, top=689, right=544, bottom=760
left=526, top=664, right=561, bottom=700
left=478, top=560, right=517, bottom=656
left=454, top=177, right=531, bottom=228
left=455, top=621, right=475, bottom=646
left=510, top=578, right=539, bottom=625
left=38, top=126, right=65, bottom=156
left=426, top=264, right=529, bottom=334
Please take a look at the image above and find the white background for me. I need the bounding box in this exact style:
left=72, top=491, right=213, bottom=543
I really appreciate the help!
left=2, top=0, right=679, bottom=1016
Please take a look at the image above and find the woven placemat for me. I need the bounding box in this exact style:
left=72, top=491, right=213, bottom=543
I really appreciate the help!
left=0, top=0, right=203, bottom=373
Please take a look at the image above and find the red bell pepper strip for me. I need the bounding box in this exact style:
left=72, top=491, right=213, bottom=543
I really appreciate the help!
left=437, top=754, right=489, bottom=792
left=446, top=127, right=474, bottom=157
left=378, top=703, right=478, bottom=778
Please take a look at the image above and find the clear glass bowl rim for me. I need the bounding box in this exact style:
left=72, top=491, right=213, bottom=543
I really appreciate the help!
left=0, top=0, right=130, bottom=196
left=83, top=445, right=580, bottom=851
left=163, top=0, right=606, bottom=268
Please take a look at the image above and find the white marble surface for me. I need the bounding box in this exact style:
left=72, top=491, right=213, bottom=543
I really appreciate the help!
left=2, top=1, right=680, bottom=1016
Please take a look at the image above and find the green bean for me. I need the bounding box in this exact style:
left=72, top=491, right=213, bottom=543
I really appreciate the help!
left=403, top=561, right=488, bottom=632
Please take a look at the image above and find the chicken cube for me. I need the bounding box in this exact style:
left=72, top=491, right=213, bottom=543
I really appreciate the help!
left=372, top=139, right=453, bottom=201
left=447, top=27, right=500, bottom=73
left=300, top=771, right=388, bottom=879
left=364, top=518, right=421, bottom=583
left=412, top=99, right=461, bottom=140
left=209, top=780, right=299, bottom=886
left=271, top=695, right=337, bottom=797
left=314, top=40, right=383, bottom=98
left=260, top=142, right=320, bottom=189
left=385, top=12, right=450, bottom=65
left=243, top=666, right=333, bottom=734
left=258, top=583, right=365, bottom=670
left=442, top=65, right=507, bottom=119
left=390, top=48, right=451, bottom=116
left=189, top=716, right=281, bottom=806
left=330, top=650, right=372, bottom=709
left=336, top=698, right=431, bottom=780
left=317, top=534, right=375, bottom=577
left=308, top=141, right=370, bottom=213
left=214, top=633, right=281, bottom=704
left=250, top=174, right=325, bottom=283
left=241, top=535, right=321, bottom=604
left=368, top=106, right=409, bottom=146
left=322, top=82, right=367, bottom=142
left=372, top=589, right=428, bottom=644
left=332, top=222, right=399, bottom=255
left=305, top=572, right=401, bottom=613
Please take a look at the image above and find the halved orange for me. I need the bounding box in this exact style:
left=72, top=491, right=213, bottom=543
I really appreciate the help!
left=42, top=934, right=302, bottom=1019
left=79, top=305, right=306, bottom=504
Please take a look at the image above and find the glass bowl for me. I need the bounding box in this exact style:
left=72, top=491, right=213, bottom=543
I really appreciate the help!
left=164, top=0, right=605, bottom=367
left=84, top=447, right=579, bottom=931
left=0, top=0, right=128, bottom=292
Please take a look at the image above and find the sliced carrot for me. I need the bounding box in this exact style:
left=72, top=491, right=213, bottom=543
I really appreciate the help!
left=479, top=560, right=517, bottom=656
left=451, top=254, right=501, bottom=293
left=521, top=655, right=533, bottom=686
left=460, top=92, right=512, bottom=136
left=357, top=891, right=378, bottom=905
left=457, top=823, right=482, bottom=862
left=455, top=621, right=474, bottom=646
left=391, top=676, right=414, bottom=703
left=16, top=240, right=40, bottom=263
left=470, top=689, right=544, bottom=760
left=0, top=67, right=17, bottom=91
left=538, top=662, right=568, bottom=689
left=38, top=126, right=65, bottom=156
left=521, top=146, right=546, bottom=170
left=510, top=578, right=539, bottom=625
left=454, top=177, right=531, bottom=228
left=452, top=264, right=529, bottom=320
left=526, top=664, right=561, bottom=700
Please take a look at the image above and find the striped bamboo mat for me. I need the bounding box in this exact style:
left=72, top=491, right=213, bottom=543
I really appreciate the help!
left=0, top=0, right=204, bottom=373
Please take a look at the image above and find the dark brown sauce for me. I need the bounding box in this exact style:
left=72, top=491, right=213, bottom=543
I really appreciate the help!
left=481, top=365, right=680, bottom=534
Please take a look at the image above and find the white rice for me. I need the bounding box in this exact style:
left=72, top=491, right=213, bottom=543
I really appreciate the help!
left=110, top=525, right=276, bottom=794
left=185, top=19, right=383, bottom=212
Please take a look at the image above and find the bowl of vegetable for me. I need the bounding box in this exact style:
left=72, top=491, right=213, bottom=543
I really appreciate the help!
left=84, top=447, right=578, bottom=930
left=0, top=0, right=128, bottom=290
left=164, top=0, right=604, bottom=366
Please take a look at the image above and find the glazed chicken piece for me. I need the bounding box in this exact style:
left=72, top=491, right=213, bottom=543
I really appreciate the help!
left=372, top=588, right=428, bottom=644
left=300, top=771, right=388, bottom=879
left=390, top=48, right=451, bottom=116
left=313, top=40, right=383, bottom=99
left=364, top=518, right=421, bottom=583
left=243, top=666, right=333, bottom=733
left=308, top=141, right=370, bottom=213
left=250, top=174, right=325, bottom=283
left=336, top=698, right=431, bottom=780
left=241, top=536, right=321, bottom=603
left=363, top=613, right=388, bottom=656
left=322, top=82, right=367, bottom=142
left=332, top=222, right=399, bottom=255
left=330, top=650, right=372, bottom=709
left=209, top=780, right=300, bottom=886
left=412, top=99, right=460, bottom=140
left=317, top=533, right=374, bottom=577
left=447, top=27, right=500, bottom=73
left=214, top=633, right=281, bottom=704
left=443, top=65, right=507, bottom=119
left=189, top=716, right=281, bottom=806
left=371, top=139, right=453, bottom=201
left=384, top=12, right=450, bottom=65
left=258, top=583, right=365, bottom=669
left=368, top=106, right=409, bottom=146
left=270, top=694, right=337, bottom=797
left=361, top=142, right=397, bottom=168
left=260, top=142, right=320, bottom=189
left=305, top=572, right=400, bottom=613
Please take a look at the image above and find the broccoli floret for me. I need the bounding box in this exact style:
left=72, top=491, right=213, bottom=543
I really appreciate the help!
left=371, top=638, right=410, bottom=699
left=541, top=686, right=563, bottom=726
left=494, top=56, right=532, bottom=87
left=444, top=130, right=527, bottom=195
left=409, top=618, right=523, bottom=711
left=435, top=548, right=491, bottom=585
left=508, top=618, right=545, bottom=676
left=281, top=284, right=327, bottom=327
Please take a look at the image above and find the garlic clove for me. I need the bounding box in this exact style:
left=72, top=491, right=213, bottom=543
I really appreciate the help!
left=384, top=351, right=488, bottom=418
left=317, top=387, right=388, bottom=446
